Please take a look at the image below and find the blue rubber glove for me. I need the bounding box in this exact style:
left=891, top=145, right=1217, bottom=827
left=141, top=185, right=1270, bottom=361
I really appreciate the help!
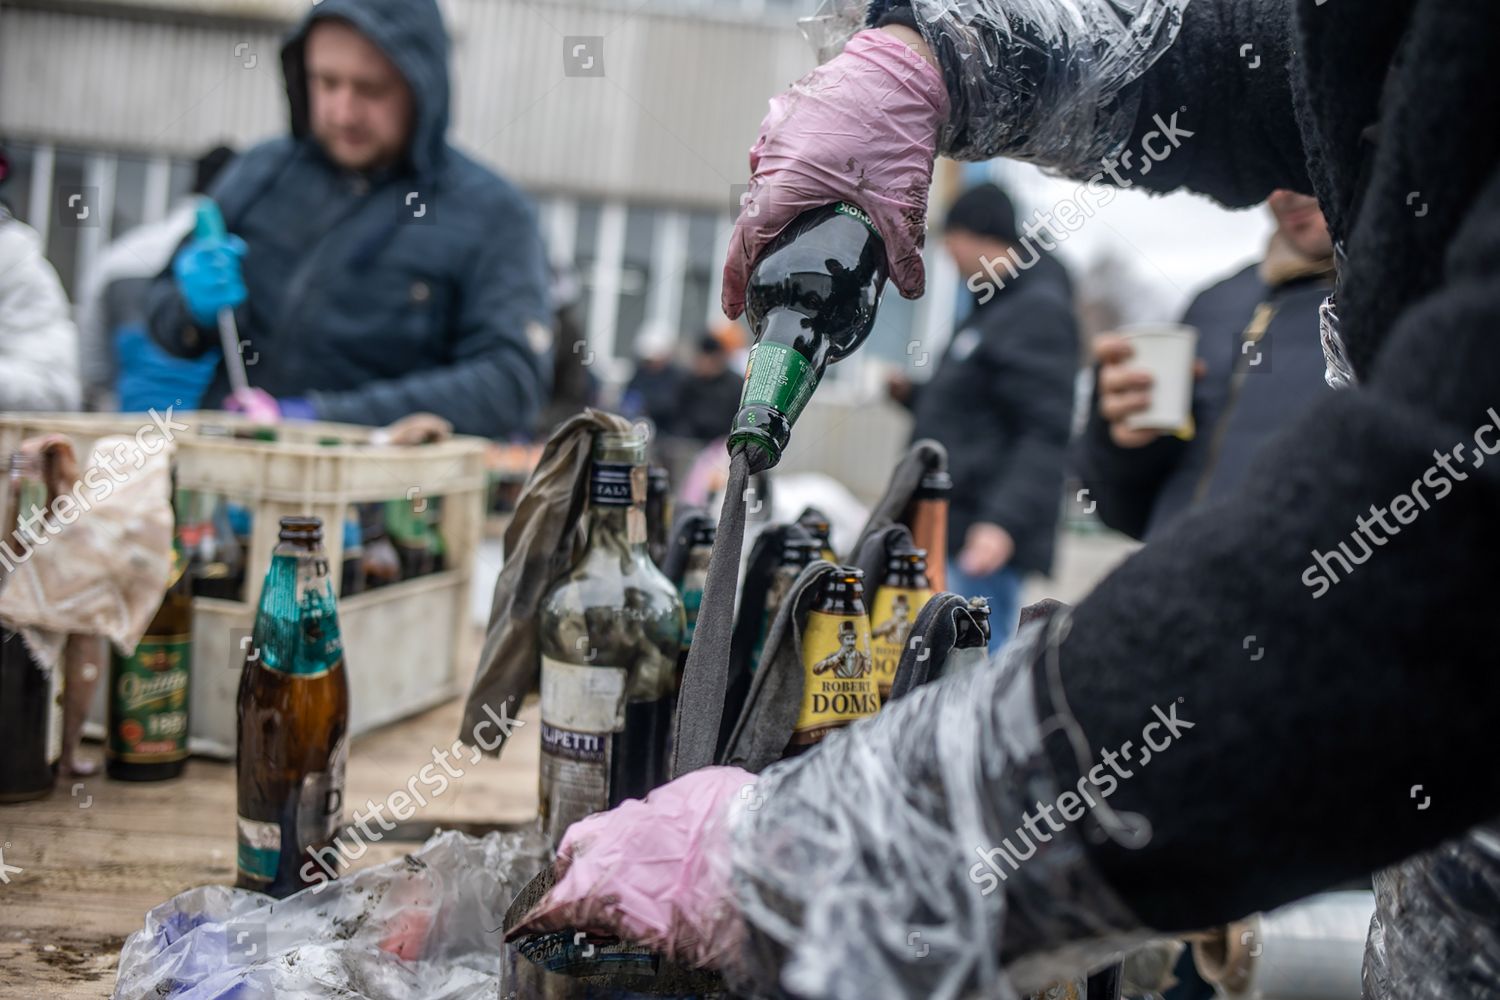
left=172, top=233, right=247, bottom=327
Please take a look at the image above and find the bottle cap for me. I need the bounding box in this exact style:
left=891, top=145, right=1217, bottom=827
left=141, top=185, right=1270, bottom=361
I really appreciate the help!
left=915, top=471, right=953, bottom=497
left=278, top=515, right=324, bottom=543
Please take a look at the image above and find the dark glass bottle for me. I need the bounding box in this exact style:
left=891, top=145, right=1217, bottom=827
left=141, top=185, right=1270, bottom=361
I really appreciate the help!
left=869, top=544, right=933, bottom=700
left=0, top=453, right=61, bottom=803
left=536, top=432, right=685, bottom=846
left=750, top=534, right=823, bottom=670
left=182, top=492, right=245, bottom=601
left=679, top=522, right=716, bottom=649
left=796, top=509, right=837, bottom=563
left=956, top=596, right=993, bottom=651
left=785, top=566, right=879, bottom=756
left=107, top=538, right=192, bottom=782
left=903, top=471, right=952, bottom=594
left=645, top=466, right=673, bottom=570
left=236, top=517, right=349, bottom=897
left=729, top=203, right=889, bottom=472
left=340, top=509, right=366, bottom=597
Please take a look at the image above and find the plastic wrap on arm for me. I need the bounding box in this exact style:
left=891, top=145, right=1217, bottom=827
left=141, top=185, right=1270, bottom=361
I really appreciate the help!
left=801, top=0, right=1187, bottom=170
left=724, top=614, right=1150, bottom=999
left=1363, top=819, right=1500, bottom=1000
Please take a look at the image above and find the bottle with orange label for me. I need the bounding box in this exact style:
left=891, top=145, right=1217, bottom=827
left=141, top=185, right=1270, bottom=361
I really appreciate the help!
left=869, top=544, right=933, bottom=701
left=785, top=567, right=880, bottom=755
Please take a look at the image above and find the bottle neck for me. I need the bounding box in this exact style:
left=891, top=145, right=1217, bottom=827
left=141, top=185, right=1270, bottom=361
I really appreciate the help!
left=588, top=460, right=647, bottom=552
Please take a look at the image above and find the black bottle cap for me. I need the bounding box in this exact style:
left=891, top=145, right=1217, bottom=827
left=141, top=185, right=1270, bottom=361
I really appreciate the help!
left=278, top=515, right=324, bottom=543
left=915, top=471, right=953, bottom=498
left=886, top=543, right=928, bottom=574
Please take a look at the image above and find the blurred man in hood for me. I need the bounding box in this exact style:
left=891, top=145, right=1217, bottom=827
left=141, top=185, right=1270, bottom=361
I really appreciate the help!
left=148, top=0, right=551, bottom=437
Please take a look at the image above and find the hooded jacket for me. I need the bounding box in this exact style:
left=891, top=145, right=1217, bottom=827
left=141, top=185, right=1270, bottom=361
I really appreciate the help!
left=904, top=250, right=1078, bottom=575
left=147, top=0, right=551, bottom=437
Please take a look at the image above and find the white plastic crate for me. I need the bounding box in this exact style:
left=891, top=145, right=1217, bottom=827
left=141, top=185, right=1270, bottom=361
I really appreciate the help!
left=0, top=412, right=488, bottom=757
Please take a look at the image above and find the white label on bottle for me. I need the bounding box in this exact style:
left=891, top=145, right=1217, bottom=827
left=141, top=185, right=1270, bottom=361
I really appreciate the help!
left=297, top=735, right=347, bottom=849
left=540, top=657, right=628, bottom=733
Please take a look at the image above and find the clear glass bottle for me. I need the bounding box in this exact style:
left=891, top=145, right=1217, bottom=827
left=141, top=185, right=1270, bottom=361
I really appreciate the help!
left=536, top=431, right=685, bottom=846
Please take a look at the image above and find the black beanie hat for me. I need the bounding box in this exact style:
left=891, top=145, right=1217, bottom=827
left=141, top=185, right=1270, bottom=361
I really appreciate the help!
left=944, top=183, right=1019, bottom=245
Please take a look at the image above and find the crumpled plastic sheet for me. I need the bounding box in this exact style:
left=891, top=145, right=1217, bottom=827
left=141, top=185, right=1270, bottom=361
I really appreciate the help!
left=1363, top=818, right=1500, bottom=1000
left=722, top=615, right=1149, bottom=1000
left=114, top=828, right=551, bottom=1000
left=800, top=0, right=1188, bottom=170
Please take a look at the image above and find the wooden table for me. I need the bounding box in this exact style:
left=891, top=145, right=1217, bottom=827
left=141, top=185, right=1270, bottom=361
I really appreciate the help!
left=0, top=684, right=541, bottom=999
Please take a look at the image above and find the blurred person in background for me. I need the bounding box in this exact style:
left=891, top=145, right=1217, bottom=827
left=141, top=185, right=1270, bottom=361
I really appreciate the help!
left=671, top=327, right=745, bottom=446
left=1076, top=189, right=1335, bottom=542
left=621, top=320, right=682, bottom=435
left=887, top=183, right=1078, bottom=640
left=536, top=264, right=600, bottom=436
left=146, top=0, right=551, bottom=438
left=0, top=145, right=81, bottom=412
left=77, top=144, right=235, bottom=413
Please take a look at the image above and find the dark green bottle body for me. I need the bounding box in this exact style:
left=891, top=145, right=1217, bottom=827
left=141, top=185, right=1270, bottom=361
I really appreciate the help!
left=730, top=202, right=888, bottom=471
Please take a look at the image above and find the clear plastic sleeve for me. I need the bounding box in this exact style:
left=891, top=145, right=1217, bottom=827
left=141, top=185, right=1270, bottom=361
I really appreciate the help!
left=801, top=0, right=1189, bottom=170
left=723, top=614, right=1149, bottom=999
left=1363, top=819, right=1500, bottom=1000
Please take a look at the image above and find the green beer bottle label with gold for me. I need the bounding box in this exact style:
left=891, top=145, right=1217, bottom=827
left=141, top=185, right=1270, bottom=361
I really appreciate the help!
left=109, top=635, right=191, bottom=763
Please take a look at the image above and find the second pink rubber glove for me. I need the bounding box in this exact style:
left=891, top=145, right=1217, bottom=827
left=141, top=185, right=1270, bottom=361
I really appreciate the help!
left=507, top=766, right=756, bottom=971
left=722, top=28, right=949, bottom=319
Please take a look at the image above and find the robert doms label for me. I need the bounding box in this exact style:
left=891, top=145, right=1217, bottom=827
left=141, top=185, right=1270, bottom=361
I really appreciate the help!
left=870, top=586, right=931, bottom=699
left=790, top=610, right=879, bottom=747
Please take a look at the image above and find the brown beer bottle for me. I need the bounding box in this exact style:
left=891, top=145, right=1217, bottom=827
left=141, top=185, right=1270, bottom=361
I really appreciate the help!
left=903, top=471, right=951, bottom=593
left=796, top=509, right=838, bottom=563
left=869, top=544, right=933, bottom=701
left=0, top=452, right=63, bottom=803
left=107, top=536, right=192, bottom=781
left=645, top=466, right=673, bottom=570
left=236, top=516, right=349, bottom=897
left=785, top=567, right=879, bottom=756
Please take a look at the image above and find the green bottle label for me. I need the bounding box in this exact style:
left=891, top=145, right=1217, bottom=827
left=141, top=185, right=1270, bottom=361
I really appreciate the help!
left=740, top=341, right=818, bottom=425
left=109, top=635, right=191, bottom=763
left=834, top=201, right=880, bottom=240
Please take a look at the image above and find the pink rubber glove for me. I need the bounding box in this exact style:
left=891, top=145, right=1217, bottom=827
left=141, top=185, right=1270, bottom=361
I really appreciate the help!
left=223, top=387, right=282, bottom=424
left=507, top=766, right=756, bottom=971
left=722, top=28, right=949, bottom=319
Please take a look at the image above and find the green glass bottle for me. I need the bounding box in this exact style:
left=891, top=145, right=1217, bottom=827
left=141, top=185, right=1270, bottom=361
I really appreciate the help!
left=729, top=202, right=889, bottom=472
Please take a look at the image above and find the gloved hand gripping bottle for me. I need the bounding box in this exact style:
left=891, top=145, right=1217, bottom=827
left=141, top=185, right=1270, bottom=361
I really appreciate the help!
left=728, top=203, right=889, bottom=472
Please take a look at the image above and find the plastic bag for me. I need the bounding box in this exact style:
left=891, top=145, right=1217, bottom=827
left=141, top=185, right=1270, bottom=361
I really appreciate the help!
left=114, top=828, right=551, bottom=1000
left=800, top=0, right=1188, bottom=170
left=1363, top=819, right=1500, bottom=1000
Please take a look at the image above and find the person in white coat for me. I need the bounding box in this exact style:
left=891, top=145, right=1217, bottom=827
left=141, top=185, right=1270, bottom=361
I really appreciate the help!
left=0, top=149, right=81, bottom=413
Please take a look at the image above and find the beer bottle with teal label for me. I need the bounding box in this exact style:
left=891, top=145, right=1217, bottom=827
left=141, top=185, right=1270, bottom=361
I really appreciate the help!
left=236, top=516, right=349, bottom=898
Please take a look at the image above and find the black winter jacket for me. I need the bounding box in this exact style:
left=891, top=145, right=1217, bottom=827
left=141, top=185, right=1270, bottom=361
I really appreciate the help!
left=906, top=252, right=1078, bottom=574
left=873, top=0, right=1500, bottom=952
left=1074, top=262, right=1332, bottom=540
